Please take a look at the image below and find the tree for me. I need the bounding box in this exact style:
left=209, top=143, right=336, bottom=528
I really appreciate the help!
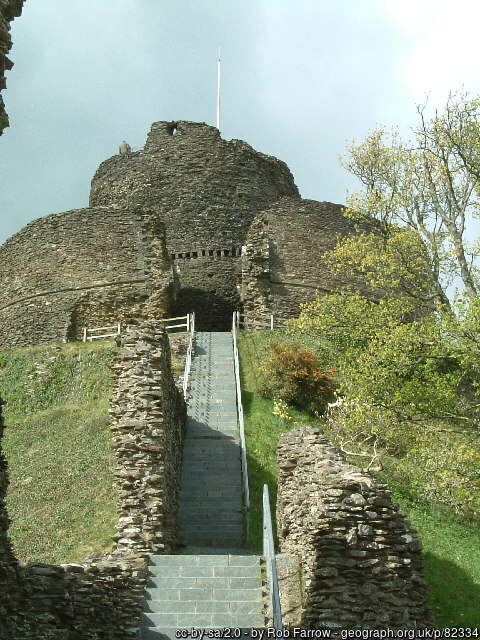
left=289, top=93, right=480, bottom=518
left=341, top=92, right=480, bottom=309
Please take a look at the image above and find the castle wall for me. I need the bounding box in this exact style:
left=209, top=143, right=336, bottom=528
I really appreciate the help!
left=90, top=121, right=299, bottom=329
left=0, top=0, right=24, bottom=135
left=277, top=427, right=432, bottom=630
left=242, top=198, right=361, bottom=321
left=0, top=206, right=173, bottom=349
left=0, top=395, right=24, bottom=638
left=0, top=321, right=186, bottom=638
left=110, top=320, right=186, bottom=554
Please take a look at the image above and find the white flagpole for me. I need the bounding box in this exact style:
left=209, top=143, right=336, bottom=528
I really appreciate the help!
left=216, top=48, right=221, bottom=130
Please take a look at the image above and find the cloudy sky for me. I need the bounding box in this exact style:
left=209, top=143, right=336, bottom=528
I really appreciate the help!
left=1, top=0, right=480, bottom=246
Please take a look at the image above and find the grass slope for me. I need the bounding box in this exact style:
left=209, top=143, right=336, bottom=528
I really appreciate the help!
left=0, top=342, right=117, bottom=564
left=237, top=329, right=480, bottom=629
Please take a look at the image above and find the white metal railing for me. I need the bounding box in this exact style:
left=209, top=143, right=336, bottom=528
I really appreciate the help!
left=82, top=314, right=192, bottom=342
left=232, top=311, right=250, bottom=540
left=236, top=313, right=289, bottom=331
left=263, top=484, right=283, bottom=630
left=182, top=312, right=196, bottom=399
left=162, top=314, right=192, bottom=333
left=82, top=323, right=121, bottom=342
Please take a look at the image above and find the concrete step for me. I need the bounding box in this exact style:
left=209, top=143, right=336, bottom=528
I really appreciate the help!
left=178, top=499, right=241, bottom=509
left=177, top=513, right=243, bottom=524
left=149, top=555, right=260, bottom=567
left=143, top=599, right=262, bottom=614
left=148, top=564, right=261, bottom=579
left=144, top=587, right=263, bottom=603
left=141, top=628, right=259, bottom=640
left=146, top=576, right=262, bottom=589
left=142, top=612, right=265, bottom=628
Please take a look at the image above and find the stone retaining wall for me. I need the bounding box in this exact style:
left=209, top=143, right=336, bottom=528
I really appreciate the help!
left=109, top=319, right=187, bottom=554
left=0, top=395, right=23, bottom=638
left=276, top=427, right=432, bottom=630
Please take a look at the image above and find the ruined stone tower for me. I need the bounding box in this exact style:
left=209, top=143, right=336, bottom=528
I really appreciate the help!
left=0, top=120, right=359, bottom=348
left=89, top=121, right=299, bottom=329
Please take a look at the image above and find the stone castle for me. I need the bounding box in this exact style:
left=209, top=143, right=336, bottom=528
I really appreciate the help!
left=0, top=119, right=361, bottom=348
left=0, top=6, right=432, bottom=633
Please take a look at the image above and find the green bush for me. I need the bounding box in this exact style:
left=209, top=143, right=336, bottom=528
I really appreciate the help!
left=258, top=340, right=336, bottom=414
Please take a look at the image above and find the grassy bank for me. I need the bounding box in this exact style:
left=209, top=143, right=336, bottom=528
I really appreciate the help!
left=0, top=342, right=117, bottom=564
left=237, top=329, right=480, bottom=629
left=237, top=329, right=325, bottom=549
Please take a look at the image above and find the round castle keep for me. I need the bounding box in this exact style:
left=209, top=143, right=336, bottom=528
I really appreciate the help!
left=0, top=206, right=172, bottom=350
left=0, top=120, right=363, bottom=347
left=90, top=121, right=299, bottom=329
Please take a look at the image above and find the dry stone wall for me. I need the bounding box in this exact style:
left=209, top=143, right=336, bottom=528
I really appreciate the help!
left=0, top=395, right=24, bottom=638
left=0, top=206, right=173, bottom=349
left=277, top=427, right=432, bottom=631
left=0, top=319, right=187, bottom=637
left=0, top=0, right=24, bottom=135
left=90, top=121, right=299, bottom=329
left=109, top=319, right=186, bottom=554
left=242, top=198, right=364, bottom=321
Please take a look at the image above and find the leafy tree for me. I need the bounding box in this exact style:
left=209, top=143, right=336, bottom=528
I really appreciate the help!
left=342, top=92, right=480, bottom=309
left=289, top=93, right=480, bottom=518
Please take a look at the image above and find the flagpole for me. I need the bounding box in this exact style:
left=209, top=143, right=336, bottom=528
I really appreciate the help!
left=216, top=48, right=221, bottom=130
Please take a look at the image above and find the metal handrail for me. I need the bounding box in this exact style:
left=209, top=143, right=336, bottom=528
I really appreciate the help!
left=263, top=484, right=283, bottom=630
left=182, top=312, right=195, bottom=399
left=82, top=314, right=192, bottom=342
left=236, top=313, right=289, bottom=331
left=232, top=311, right=250, bottom=540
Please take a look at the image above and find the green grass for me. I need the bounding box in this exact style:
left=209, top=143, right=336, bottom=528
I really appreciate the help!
left=377, top=478, right=480, bottom=629
left=237, top=329, right=325, bottom=550
left=0, top=341, right=118, bottom=564
left=237, top=329, right=480, bottom=629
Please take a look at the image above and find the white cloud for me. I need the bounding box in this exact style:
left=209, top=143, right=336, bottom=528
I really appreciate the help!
left=384, top=0, right=480, bottom=105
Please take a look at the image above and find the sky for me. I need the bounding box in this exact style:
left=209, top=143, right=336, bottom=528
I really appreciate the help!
left=1, top=0, right=480, bottom=246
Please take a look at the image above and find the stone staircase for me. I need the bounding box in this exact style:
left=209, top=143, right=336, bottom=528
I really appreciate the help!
left=178, top=332, right=243, bottom=547
left=140, top=332, right=265, bottom=638
left=141, top=554, right=264, bottom=638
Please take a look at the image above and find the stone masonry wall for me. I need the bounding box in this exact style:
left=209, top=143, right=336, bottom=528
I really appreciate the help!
left=1, top=393, right=149, bottom=640
left=0, top=395, right=24, bottom=638
left=242, top=198, right=363, bottom=321
left=0, top=206, right=173, bottom=349
left=90, top=121, right=299, bottom=329
left=0, top=319, right=187, bottom=637
left=277, top=427, right=432, bottom=630
left=109, top=319, right=187, bottom=554
left=0, top=0, right=24, bottom=135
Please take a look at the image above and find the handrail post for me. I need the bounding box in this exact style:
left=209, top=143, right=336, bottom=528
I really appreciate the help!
left=182, top=311, right=195, bottom=400
left=263, top=484, right=283, bottom=630
left=83, top=327, right=87, bottom=342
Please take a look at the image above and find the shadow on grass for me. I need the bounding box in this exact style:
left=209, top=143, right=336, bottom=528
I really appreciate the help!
left=244, top=447, right=278, bottom=552
left=423, top=552, right=480, bottom=629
